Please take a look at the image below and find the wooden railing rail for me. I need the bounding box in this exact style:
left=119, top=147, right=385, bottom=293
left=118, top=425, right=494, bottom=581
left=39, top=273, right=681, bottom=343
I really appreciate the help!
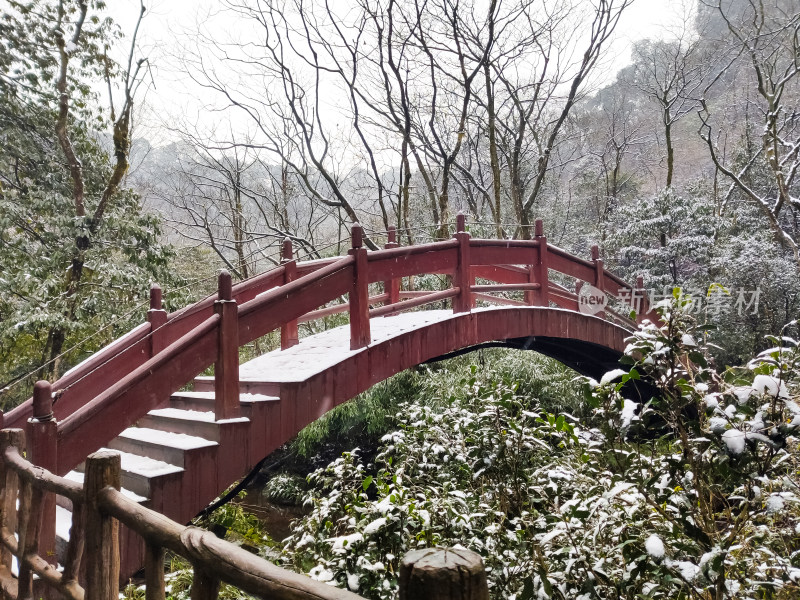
left=0, top=429, right=85, bottom=600
left=0, top=441, right=488, bottom=600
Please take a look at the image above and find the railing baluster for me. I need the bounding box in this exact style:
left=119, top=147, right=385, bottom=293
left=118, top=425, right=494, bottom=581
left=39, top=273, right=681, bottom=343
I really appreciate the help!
left=280, top=239, right=300, bottom=350
left=215, top=271, right=241, bottom=420
left=529, top=218, right=550, bottom=307
left=384, top=226, right=400, bottom=307
left=591, top=245, right=606, bottom=317
left=148, top=284, right=168, bottom=355
left=30, top=380, right=58, bottom=566
left=145, top=542, right=167, bottom=600
left=61, top=501, right=85, bottom=585
left=0, top=429, right=22, bottom=574
left=453, top=212, right=472, bottom=313
left=84, top=451, right=121, bottom=600
left=636, top=275, right=650, bottom=320
left=349, top=224, right=371, bottom=349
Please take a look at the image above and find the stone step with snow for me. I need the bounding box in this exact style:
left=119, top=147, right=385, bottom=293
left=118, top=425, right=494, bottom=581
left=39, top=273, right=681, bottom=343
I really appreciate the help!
left=108, top=427, right=218, bottom=468
left=56, top=469, right=148, bottom=512
left=170, top=390, right=279, bottom=414
left=75, top=449, right=184, bottom=499
left=191, top=377, right=281, bottom=397
left=137, top=407, right=249, bottom=442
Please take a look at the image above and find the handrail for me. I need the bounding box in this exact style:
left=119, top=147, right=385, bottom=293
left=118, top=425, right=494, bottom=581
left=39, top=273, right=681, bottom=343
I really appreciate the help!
left=3, top=322, right=152, bottom=429
left=100, top=486, right=362, bottom=600
left=0, top=432, right=85, bottom=600
left=56, top=314, right=221, bottom=473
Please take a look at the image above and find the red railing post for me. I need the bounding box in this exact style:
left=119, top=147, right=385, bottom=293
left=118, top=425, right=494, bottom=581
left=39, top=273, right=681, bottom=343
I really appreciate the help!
left=280, top=239, right=300, bottom=350
left=147, top=284, right=168, bottom=355
left=591, top=245, right=606, bottom=317
left=349, top=224, right=371, bottom=349
left=384, top=226, right=400, bottom=307
left=528, top=219, right=549, bottom=306
left=453, top=213, right=472, bottom=313
left=29, top=380, right=57, bottom=565
left=215, top=271, right=240, bottom=420
left=636, top=275, right=650, bottom=320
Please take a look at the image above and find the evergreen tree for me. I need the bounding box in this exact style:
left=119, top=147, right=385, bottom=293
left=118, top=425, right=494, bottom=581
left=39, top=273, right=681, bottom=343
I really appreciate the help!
left=0, top=1, right=178, bottom=406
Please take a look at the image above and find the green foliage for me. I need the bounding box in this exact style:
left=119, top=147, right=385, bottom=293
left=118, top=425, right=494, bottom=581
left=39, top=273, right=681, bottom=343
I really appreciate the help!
left=587, top=294, right=800, bottom=599
left=262, top=473, right=308, bottom=506
left=280, top=301, right=800, bottom=599
left=291, top=351, right=581, bottom=460
left=193, top=492, right=267, bottom=547
left=0, top=0, right=184, bottom=406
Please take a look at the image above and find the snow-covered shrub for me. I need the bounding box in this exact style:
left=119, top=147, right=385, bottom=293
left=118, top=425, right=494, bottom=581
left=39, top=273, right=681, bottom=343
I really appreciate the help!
left=263, top=473, right=308, bottom=506
left=589, top=293, right=800, bottom=598
left=281, top=297, right=798, bottom=599
left=282, top=369, right=668, bottom=598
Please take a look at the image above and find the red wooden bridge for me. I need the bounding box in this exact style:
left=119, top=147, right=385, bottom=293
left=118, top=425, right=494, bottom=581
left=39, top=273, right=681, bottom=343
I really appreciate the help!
left=1, top=216, right=655, bottom=581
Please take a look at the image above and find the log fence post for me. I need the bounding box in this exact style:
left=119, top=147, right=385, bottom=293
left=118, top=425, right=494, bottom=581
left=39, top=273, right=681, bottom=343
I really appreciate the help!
left=349, top=223, right=371, bottom=350
left=528, top=219, right=549, bottom=306
left=145, top=543, right=167, bottom=600
left=591, top=245, right=606, bottom=317
left=84, top=451, right=121, bottom=600
left=215, top=271, right=240, bottom=421
left=29, top=380, right=57, bottom=565
left=399, top=547, right=489, bottom=600
left=148, top=284, right=168, bottom=356
left=384, top=226, right=400, bottom=307
left=191, top=568, right=221, bottom=600
left=0, top=429, right=23, bottom=574
left=280, top=239, right=300, bottom=350
left=453, top=212, right=472, bottom=313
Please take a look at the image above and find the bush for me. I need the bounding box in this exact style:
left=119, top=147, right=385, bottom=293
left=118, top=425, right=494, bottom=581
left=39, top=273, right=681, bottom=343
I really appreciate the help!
left=280, top=296, right=800, bottom=599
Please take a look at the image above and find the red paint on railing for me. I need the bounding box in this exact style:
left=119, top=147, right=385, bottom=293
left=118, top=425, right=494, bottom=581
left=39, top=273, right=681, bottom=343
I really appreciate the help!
left=5, top=221, right=658, bottom=478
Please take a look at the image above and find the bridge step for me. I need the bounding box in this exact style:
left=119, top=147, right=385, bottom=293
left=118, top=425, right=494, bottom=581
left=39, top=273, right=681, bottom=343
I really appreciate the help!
left=137, top=408, right=245, bottom=441
left=75, top=448, right=184, bottom=499
left=170, top=391, right=280, bottom=415
left=191, top=377, right=281, bottom=397
left=57, top=469, right=148, bottom=511
left=109, top=427, right=218, bottom=468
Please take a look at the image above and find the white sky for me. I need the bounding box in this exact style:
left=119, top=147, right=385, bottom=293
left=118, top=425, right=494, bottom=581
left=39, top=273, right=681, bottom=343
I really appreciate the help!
left=107, top=0, right=692, bottom=144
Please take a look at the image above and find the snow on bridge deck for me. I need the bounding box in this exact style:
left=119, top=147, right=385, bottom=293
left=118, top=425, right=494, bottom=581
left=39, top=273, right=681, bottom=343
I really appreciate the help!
left=238, top=309, right=460, bottom=383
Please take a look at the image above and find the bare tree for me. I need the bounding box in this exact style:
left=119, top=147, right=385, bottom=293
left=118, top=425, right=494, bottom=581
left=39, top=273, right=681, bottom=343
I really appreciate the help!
left=47, top=0, right=149, bottom=372
left=698, top=0, right=800, bottom=269
left=629, top=6, right=709, bottom=191
left=155, top=125, right=330, bottom=275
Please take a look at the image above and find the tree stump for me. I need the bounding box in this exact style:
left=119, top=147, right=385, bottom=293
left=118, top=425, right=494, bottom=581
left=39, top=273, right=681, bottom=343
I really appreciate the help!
left=399, top=548, right=489, bottom=600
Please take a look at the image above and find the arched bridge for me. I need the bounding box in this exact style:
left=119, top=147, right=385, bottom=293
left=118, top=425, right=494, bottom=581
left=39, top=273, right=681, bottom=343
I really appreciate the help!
left=2, top=216, right=656, bottom=579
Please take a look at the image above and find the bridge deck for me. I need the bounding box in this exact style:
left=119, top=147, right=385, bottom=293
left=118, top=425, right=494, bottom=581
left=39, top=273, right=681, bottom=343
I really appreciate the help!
left=239, top=309, right=461, bottom=383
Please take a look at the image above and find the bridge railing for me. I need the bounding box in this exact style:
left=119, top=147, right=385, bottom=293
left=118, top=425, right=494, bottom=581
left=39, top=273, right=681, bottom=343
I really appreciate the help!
left=5, top=215, right=655, bottom=466
left=0, top=429, right=487, bottom=600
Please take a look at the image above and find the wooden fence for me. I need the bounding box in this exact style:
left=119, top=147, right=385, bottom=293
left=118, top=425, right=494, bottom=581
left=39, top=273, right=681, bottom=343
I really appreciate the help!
left=0, top=428, right=489, bottom=600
